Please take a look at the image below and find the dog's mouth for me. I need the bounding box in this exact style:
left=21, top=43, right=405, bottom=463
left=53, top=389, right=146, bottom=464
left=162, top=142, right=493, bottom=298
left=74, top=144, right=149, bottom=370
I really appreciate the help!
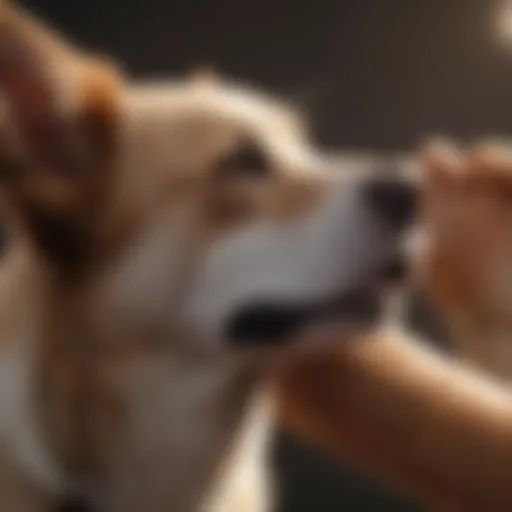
left=227, top=256, right=406, bottom=347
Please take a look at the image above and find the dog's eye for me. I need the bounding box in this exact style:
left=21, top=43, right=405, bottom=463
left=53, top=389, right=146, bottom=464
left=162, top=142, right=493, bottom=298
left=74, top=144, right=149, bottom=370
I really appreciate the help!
left=214, top=141, right=270, bottom=180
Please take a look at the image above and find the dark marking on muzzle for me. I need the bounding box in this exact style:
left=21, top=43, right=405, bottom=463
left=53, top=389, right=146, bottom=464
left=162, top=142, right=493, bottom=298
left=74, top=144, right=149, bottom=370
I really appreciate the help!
left=227, top=288, right=382, bottom=347
left=227, top=253, right=409, bottom=347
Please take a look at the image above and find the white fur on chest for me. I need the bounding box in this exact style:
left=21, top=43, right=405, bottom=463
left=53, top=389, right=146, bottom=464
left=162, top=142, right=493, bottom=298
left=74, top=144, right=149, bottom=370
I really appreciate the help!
left=100, top=353, right=270, bottom=512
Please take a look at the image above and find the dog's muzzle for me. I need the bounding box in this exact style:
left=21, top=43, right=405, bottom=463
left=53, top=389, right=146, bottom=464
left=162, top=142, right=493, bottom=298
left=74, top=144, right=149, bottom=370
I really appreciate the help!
left=227, top=170, right=418, bottom=347
left=227, top=252, right=409, bottom=346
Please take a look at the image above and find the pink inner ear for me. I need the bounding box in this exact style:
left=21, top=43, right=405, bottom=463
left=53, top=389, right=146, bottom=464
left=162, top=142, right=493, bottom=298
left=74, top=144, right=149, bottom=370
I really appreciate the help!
left=0, top=25, right=82, bottom=175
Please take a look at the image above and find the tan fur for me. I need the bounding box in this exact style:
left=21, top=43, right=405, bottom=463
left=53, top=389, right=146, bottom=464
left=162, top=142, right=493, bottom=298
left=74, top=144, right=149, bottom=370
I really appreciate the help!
left=5, top=5, right=504, bottom=512
left=0, top=4, right=409, bottom=511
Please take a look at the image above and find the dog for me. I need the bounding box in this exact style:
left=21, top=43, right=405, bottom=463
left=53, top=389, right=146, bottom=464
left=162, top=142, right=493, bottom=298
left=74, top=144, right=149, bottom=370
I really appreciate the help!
left=417, top=140, right=512, bottom=378
left=0, top=5, right=416, bottom=511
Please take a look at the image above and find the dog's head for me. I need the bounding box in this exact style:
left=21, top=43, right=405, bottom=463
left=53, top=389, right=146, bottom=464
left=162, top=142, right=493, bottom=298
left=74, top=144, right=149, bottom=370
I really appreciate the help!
left=420, top=140, right=512, bottom=373
left=0, top=6, right=417, bottom=355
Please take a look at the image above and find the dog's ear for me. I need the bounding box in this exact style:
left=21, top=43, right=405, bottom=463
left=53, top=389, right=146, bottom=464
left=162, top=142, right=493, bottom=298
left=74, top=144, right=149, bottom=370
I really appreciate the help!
left=0, top=5, right=120, bottom=208
left=420, top=137, right=463, bottom=185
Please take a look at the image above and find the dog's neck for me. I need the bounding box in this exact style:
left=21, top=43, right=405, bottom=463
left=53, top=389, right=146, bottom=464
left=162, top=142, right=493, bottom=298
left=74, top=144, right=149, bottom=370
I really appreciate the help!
left=0, top=233, right=271, bottom=510
left=94, top=351, right=268, bottom=512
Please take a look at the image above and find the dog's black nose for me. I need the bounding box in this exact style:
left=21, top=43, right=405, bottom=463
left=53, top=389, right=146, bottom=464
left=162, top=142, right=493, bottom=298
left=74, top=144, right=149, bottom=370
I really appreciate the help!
left=363, top=177, right=417, bottom=229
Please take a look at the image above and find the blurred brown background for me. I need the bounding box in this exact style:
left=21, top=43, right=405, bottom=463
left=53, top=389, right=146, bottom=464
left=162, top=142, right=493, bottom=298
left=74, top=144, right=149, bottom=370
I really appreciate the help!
left=17, top=0, right=508, bottom=509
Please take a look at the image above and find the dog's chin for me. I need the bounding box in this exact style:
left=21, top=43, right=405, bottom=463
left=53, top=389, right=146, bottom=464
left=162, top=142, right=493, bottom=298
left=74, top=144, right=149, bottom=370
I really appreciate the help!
left=226, top=257, right=407, bottom=348
left=226, top=285, right=392, bottom=349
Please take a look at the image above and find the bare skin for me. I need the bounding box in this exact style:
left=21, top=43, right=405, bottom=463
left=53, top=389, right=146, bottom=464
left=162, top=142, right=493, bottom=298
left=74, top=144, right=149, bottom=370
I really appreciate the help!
left=276, top=329, right=512, bottom=511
